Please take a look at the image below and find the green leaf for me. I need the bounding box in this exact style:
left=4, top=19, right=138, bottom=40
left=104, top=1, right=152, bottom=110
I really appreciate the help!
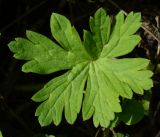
left=100, top=11, right=141, bottom=58
left=50, top=13, right=90, bottom=60
left=116, top=133, right=130, bottom=137
left=89, top=8, right=111, bottom=55
left=34, top=134, right=55, bottom=137
left=46, top=135, right=55, bottom=137
left=33, top=62, right=89, bottom=125
left=119, top=100, right=144, bottom=125
left=109, top=114, right=120, bottom=128
left=0, top=130, right=3, bottom=137
left=141, top=99, right=150, bottom=115
left=141, top=90, right=152, bottom=115
left=8, top=31, right=71, bottom=74
left=84, top=8, right=111, bottom=59
left=8, top=8, right=153, bottom=128
left=156, top=64, right=160, bottom=73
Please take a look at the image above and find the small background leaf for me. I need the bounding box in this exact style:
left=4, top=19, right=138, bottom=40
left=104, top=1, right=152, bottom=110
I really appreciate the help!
left=33, top=134, right=55, bottom=137
left=116, top=133, right=130, bottom=137
left=119, top=100, right=144, bottom=125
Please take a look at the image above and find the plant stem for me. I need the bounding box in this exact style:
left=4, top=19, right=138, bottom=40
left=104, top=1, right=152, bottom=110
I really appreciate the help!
left=110, top=128, right=117, bottom=137
left=94, top=127, right=101, bottom=137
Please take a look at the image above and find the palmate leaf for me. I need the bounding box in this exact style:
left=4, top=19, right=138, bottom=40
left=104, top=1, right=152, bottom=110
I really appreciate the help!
left=8, top=8, right=153, bottom=128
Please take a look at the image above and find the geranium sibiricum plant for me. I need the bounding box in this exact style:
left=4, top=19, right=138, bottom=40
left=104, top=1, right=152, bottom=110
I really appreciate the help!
left=8, top=8, right=153, bottom=128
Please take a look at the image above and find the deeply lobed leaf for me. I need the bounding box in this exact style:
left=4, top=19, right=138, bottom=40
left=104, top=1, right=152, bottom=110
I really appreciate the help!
left=8, top=8, right=153, bottom=128
left=100, top=11, right=141, bottom=58
left=33, top=62, right=89, bottom=125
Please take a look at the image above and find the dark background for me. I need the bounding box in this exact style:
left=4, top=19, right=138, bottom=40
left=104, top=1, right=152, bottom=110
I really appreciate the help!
left=0, top=0, right=160, bottom=137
